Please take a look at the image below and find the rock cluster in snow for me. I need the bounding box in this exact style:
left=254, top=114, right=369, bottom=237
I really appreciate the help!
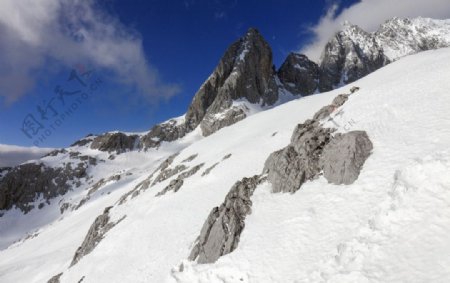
left=188, top=89, right=372, bottom=264
left=188, top=175, right=265, bottom=263
left=265, top=91, right=373, bottom=192
left=156, top=163, right=204, bottom=196
left=70, top=206, right=124, bottom=267
left=0, top=161, right=91, bottom=213
left=90, top=132, right=138, bottom=153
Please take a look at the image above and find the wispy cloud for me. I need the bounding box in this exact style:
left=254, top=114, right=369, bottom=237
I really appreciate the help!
left=301, top=0, right=450, bottom=61
left=0, top=0, right=180, bottom=104
left=214, top=11, right=227, bottom=20
left=0, top=144, right=53, bottom=167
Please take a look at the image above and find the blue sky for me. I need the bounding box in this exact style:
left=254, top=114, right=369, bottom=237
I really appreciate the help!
left=1, top=0, right=449, bottom=148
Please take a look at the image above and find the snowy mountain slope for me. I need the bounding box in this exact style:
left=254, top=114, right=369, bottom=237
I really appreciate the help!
left=1, top=47, right=450, bottom=282
left=2, top=17, right=448, bottom=224
left=171, top=47, right=450, bottom=283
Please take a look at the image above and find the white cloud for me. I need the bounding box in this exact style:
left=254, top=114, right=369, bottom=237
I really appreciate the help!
left=0, top=0, right=180, bottom=104
left=0, top=144, right=53, bottom=167
left=301, top=0, right=450, bottom=61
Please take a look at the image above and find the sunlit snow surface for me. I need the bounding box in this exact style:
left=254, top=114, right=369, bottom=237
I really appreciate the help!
left=1, top=48, right=450, bottom=283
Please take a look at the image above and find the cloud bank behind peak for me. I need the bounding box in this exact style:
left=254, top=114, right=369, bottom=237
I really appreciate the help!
left=300, top=0, right=450, bottom=62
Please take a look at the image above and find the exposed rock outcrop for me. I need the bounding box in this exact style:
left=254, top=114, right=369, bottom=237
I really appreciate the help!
left=70, top=134, right=95, bottom=147
left=264, top=119, right=332, bottom=193
left=320, top=131, right=373, bottom=185
left=152, top=164, right=187, bottom=186
left=70, top=206, right=125, bottom=266
left=313, top=93, right=349, bottom=121
left=117, top=153, right=179, bottom=204
left=156, top=163, right=204, bottom=196
left=201, top=163, right=219, bottom=177
left=189, top=175, right=265, bottom=263
left=264, top=91, right=372, bottom=193
left=91, top=133, right=138, bottom=153
left=140, top=119, right=187, bottom=149
left=47, top=273, right=63, bottom=283
left=0, top=162, right=89, bottom=213
left=200, top=106, right=247, bottom=136
left=182, top=154, right=198, bottom=163
left=278, top=53, right=319, bottom=95
left=0, top=167, right=11, bottom=181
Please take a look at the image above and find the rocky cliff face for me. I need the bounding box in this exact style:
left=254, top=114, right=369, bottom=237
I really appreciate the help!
left=376, top=17, right=450, bottom=61
left=318, top=23, right=388, bottom=92
left=94, top=28, right=280, bottom=149
left=318, top=17, right=450, bottom=91
left=185, top=28, right=278, bottom=135
left=278, top=53, right=319, bottom=95
left=0, top=161, right=91, bottom=213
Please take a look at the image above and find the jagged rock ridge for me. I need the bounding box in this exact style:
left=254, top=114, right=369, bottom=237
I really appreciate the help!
left=318, top=17, right=450, bottom=91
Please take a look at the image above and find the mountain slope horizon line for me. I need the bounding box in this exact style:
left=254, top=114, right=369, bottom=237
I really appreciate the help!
left=1, top=16, right=450, bottom=215
left=68, top=16, right=450, bottom=153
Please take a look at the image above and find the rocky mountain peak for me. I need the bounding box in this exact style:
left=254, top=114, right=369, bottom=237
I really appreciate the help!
left=184, top=27, right=278, bottom=135
left=376, top=17, right=450, bottom=61
left=318, top=17, right=450, bottom=92
left=318, top=20, right=387, bottom=92
left=278, top=52, right=319, bottom=95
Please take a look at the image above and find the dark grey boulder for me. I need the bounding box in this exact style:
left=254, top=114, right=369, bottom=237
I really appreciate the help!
left=278, top=53, right=319, bottom=95
left=320, top=131, right=373, bottom=185
left=350, top=86, right=360, bottom=93
left=47, top=273, right=63, bottom=283
left=189, top=175, right=265, bottom=263
left=201, top=162, right=219, bottom=177
left=222, top=153, right=232, bottom=160
left=182, top=154, right=198, bottom=163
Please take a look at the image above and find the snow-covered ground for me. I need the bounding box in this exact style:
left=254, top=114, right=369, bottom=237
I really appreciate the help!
left=1, top=47, right=450, bottom=283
